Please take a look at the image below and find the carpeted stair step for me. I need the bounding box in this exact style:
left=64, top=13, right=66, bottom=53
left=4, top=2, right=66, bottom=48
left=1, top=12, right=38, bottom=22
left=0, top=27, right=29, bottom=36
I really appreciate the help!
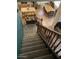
left=21, top=44, right=46, bottom=53
left=19, top=48, right=51, bottom=59
left=34, top=54, right=54, bottom=59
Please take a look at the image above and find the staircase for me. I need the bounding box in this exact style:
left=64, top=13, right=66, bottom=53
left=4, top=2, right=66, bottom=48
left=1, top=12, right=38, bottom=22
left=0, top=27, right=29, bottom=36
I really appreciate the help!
left=18, top=24, right=54, bottom=59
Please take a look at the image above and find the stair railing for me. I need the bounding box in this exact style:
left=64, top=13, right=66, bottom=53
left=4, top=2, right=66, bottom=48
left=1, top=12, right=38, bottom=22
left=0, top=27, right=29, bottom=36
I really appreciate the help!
left=37, top=23, right=61, bottom=59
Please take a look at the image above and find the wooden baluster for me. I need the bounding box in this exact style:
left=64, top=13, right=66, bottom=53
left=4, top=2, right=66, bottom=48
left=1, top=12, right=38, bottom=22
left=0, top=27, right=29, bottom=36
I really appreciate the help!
left=56, top=49, right=61, bottom=54
left=48, top=32, right=53, bottom=43
left=47, top=31, right=51, bottom=43
left=46, top=30, right=49, bottom=42
left=50, top=35, right=59, bottom=48
left=53, top=41, right=61, bottom=51
left=48, top=33, right=54, bottom=45
left=48, top=33, right=56, bottom=46
left=44, top=29, right=46, bottom=38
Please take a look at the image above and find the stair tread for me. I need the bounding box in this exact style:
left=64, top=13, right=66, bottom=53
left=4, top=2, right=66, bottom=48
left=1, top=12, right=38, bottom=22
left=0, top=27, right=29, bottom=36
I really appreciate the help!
left=34, top=54, right=54, bottom=59
left=21, top=44, right=46, bottom=53
left=20, top=48, right=49, bottom=54
left=23, top=37, right=40, bottom=40
left=24, top=35, right=39, bottom=38
left=21, top=44, right=46, bottom=50
left=23, top=38, right=42, bottom=42
left=22, top=40, right=43, bottom=46
left=23, top=39, right=42, bottom=44
left=20, top=48, right=51, bottom=58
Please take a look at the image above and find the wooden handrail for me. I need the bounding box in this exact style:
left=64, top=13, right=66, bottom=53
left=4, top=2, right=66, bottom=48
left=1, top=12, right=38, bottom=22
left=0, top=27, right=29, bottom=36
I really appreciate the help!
left=37, top=23, right=61, bottom=59
left=37, top=24, right=61, bottom=35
